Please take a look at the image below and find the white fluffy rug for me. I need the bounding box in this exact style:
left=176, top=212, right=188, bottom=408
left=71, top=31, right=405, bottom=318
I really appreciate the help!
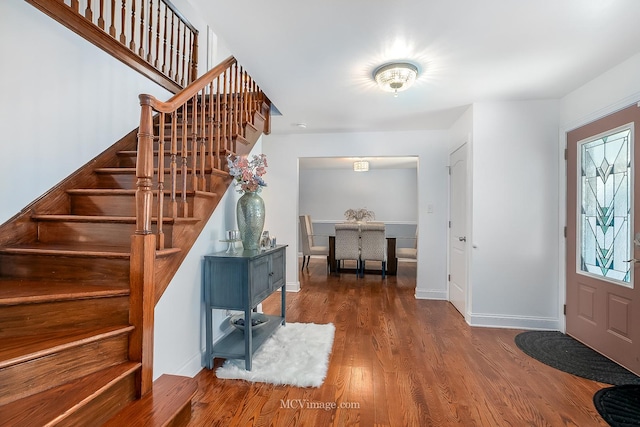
left=215, top=322, right=335, bottom=387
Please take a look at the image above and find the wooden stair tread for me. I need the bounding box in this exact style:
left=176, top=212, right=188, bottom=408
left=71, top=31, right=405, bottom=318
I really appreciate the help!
left=30, top=214, right=200, bottom=225
left=0, top=278, right=129, bottom=305
left=95, top=167, right=224, bottom=175
left=209, top=168, right=229, bottom=178
left=67, top=188, right=203, bottom=197
left=1, top=362, right=140, bottom=426
left=0, top=242, right=181, bottom=258
left=0, top=325, right=134, bottom=369
left=246, top=121, right=258, bottom=132
left=0, top=242, right=132, bottom=258
left=117, top=149, right=232, bottom=156
left=236, top=135, right=249, bottom=146
left=67, top=188, right=138, bottom=195
left=103, top=374, right=197, bottom=427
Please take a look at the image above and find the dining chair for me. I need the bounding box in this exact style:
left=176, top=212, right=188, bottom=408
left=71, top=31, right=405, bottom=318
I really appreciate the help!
left=359, top=222, right=387, bottom=278
left=396, top=230, right=417, bottom=260
left=334, top=222, right=361, bottom=276
left=299, top=215, right=329, bottom=271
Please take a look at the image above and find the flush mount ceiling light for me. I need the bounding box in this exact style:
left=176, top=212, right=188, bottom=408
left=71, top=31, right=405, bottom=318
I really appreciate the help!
left=373, top=62, right=419, bottom=96
left=353, top=160, right=369, bottom=172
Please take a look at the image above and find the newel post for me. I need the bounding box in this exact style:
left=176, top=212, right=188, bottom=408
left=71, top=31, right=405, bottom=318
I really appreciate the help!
left=130, top=233, right=156, bottom=396
left=136, top=96, right=155, bottom=235
left=129, top=95, right=158, bottom=396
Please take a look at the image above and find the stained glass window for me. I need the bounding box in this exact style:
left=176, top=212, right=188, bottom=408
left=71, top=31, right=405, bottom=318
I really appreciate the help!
left=579, top=127, right=632, bottom=284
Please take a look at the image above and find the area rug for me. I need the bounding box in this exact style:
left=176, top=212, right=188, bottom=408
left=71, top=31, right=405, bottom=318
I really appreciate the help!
left=216, top=322, right=335, bottom=387
left=594, top=384, right=640, bottom=426
left=514, top=331, right=640, bottom=385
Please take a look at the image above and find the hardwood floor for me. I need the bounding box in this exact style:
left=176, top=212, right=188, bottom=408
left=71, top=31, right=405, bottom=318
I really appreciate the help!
left=189, top=257, right=608, bottom=426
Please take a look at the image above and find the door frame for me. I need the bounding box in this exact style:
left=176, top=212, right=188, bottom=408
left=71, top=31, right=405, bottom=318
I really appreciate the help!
left=560, top=99, right=640, bottom=333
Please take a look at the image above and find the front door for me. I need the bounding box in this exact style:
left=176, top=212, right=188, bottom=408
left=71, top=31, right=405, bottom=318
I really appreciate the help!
left=449, top=144, right=468, bottom=317
left=566, top=104, right=640, bottom=375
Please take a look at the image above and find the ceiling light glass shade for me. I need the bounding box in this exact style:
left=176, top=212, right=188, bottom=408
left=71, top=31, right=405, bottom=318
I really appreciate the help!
left=373, top=62, right=419, bottom=95
left=353, top=161, right=369, bottom=172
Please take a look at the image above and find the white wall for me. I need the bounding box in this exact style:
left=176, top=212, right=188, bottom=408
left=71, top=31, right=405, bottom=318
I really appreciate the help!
left=469, top=100, right=560, bottom=329
left=154, top=140, right=262, bottom=378
left=560, top=52, right=640, bottom=130
left=449, top=105, right=473, bottom=153
left=0, top=2, right=171, bottom=224
left=299, top=168, right=417, bottom=223
left=262, top=130, right=450, bottom=298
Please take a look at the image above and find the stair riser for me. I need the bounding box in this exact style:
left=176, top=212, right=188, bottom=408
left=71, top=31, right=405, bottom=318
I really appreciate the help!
left=36, top=222, right=174, bottom=247
left=0, top=334, right=129, bottom=406
left=56, top=370, right=137, bottom=427
left=69, top=193, right=195, bottom=217
left=0, top=254, right=129, bottom=282
left=0, top=297, right=129, bottom=339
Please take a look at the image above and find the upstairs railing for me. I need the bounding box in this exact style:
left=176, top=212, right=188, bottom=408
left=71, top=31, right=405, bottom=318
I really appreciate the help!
left=135, top=55, right=270, bottom=248
left=26, top=0, right=198, bottom=92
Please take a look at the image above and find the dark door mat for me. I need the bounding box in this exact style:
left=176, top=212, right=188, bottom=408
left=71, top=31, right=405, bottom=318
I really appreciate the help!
left=515, top=331, right=640, bottom=385
left=594, top=385, right=640, bottom=426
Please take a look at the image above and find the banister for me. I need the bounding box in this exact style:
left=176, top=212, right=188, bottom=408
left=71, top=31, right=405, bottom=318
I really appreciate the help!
left=162, top=0, right=198, bottom=36
left=135, top=55, right=270, bottom=236
left=26, top=0, right=199, bottom=93
left=132, top=55, right=270, bottom=394
left=139, top=56, right=237, bottom=113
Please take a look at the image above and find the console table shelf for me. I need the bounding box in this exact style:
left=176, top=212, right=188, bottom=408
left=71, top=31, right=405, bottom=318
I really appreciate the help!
left=203, top=245, right=287, bottom=370
left=211, top=314, right=283, bottom=359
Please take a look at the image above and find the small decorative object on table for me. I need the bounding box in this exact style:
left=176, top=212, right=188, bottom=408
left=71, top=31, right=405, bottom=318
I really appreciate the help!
left=228, top=154, right=268, bottom=250
left=230, top=313, right=270, bottom=331
left=220, top=230, right=241, bottom=253
left=260, top=231, right=271, bottom=250
left=344, top=208, right=375, bottom=222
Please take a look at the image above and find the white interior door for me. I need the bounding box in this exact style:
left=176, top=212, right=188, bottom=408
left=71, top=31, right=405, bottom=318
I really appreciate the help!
left=449, top=144, right=468, bottom=316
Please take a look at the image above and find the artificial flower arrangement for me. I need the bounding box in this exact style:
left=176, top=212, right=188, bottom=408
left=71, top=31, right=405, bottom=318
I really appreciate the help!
left=227, top=154, right=268, bottom=193
left=344, top=208, right=375, bottom=222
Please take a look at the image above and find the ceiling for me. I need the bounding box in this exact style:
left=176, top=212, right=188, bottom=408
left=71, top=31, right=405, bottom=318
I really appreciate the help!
left=197, top=0, right=640, bottom=135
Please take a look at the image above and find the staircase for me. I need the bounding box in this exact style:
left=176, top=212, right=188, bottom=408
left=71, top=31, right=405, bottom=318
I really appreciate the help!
left=0, top=57, right=270, bottom=425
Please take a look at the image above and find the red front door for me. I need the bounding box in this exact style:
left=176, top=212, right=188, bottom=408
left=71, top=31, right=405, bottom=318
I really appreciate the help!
left=566, top=104, right=640, bottom=375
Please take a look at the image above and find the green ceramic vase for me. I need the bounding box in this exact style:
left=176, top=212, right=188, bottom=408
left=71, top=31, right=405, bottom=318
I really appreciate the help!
left=236, top=191, right=265, bottom=250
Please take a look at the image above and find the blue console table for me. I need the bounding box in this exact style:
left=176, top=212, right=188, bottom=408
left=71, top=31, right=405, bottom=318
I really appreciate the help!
left=203, top=245, right=287, bottom=370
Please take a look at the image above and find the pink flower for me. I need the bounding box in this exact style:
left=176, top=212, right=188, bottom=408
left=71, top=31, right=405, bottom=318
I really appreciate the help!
left=227, top=154, right=268, bottom=194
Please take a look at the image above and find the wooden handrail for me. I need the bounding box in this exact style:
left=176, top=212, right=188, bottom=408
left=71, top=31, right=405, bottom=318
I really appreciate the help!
left=139, top=57, right=236, bottom=112
left=26, top=0, right=198, bottom=93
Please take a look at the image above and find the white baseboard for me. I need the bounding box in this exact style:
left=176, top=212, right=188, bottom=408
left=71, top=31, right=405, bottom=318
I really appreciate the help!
left=286, top=280, right=300, bottom=292
left=468, top=312, right=560, bottom=330
left=414, top=289, right=447, bottom=300
left=167, top=351, right=202, bottom=379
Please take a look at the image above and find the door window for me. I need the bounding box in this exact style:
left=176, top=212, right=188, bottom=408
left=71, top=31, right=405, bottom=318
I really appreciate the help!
left=578, top=125, right=633, bottom=287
